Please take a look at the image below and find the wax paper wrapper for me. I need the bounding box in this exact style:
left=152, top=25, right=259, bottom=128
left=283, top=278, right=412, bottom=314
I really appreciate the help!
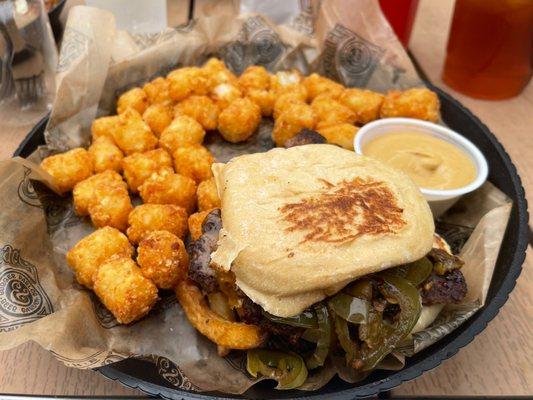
left=0, top=0, right=512, bottom=394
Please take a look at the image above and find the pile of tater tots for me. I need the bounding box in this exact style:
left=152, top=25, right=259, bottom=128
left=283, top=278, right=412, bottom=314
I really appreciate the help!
left=39, top=58, right=440, bottom=324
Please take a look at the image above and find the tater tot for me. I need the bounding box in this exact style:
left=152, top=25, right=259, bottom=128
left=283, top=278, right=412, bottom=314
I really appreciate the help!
left=174, top=95, right=219, bottom=130
left=173, top=145, right=215, bottom=183
left=137, top=231, right=189, bottom=289
left=66, top=227, right=133, bottom=289
left=273, top=91, right=307, bottom=119
left=338, top=88, right=384, bottom=124
left=127, top=204, right=188, bottom=243
left=217, top=98, right=261, bottom=143
left=117, top=87, right=150, bottom=115
left=159, top=115, right=205, bottom=154
left=143, top=77, right=171, bottom=104
left=91, top=115, right=120, bottom=141
left=380, top=88, right=440, bottom=122
left=93, top=255, right=159, bottom=324
left=311, top=95, right=357, bottom=128
left=270, top=70, right=305, bottom=96
left=246, top=89, right=275, bottom=117
left=317, top=123, right=360, bottom=150
left=303, top=73, right=344, bottom=101
left=272, top=103, right=316, bottom=147
left=142, top=103, right=173, bottom=137
left=202, top=58, right=237, bottom=90
left=89, top=183, right=132, bottom=231
left=40, top=148, right=93, bottom=194
left=238, top=65, right=271, bottom=91
left=88, top=136, right=124, bottom=173
left=197, top=178, right=220, bottom=211
left=121, top=148, right=173, bottom=193
left=139, top=170, right=197, bottom=213
left=73, top=170, right=126, bottom=216
left=211, top=83, right=242, bottom=110
left=188, top=210, right=211, bottom=241
left=112, top=108, right=158, bottom=155
left=167, top=67, right=209, bottom=101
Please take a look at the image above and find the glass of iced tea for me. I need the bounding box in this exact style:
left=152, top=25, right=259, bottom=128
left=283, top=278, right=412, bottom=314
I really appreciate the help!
left=442, top=0, right=533, bottom=100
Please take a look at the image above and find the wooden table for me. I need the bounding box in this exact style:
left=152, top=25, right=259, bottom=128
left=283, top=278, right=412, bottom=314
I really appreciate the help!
left=0, top=0, right=531, bottom=397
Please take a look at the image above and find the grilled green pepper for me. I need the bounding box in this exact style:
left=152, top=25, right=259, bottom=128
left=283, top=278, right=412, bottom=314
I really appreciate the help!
left=305, top=304, right=332, bottom=369
left=344, top=279, right=373, bottom=300
left=357, top=273, right=421, bottom=371
left=328, top=293, right=368, bottom=324
left=246, top=349, right=308, bottom=390
left=393, top=257, right=433, bottom=286
left=334, top=315, right=358, bottom=363
left=263, top=309, right=317, bottom=329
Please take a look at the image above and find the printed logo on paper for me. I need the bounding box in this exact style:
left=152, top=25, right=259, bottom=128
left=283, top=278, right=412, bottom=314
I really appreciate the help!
left=17, top=168, right=83, bottom=234
left=154, top=356, right=198, bottom=390
left=220, top=16, right=285, bottom=75
left=289, top=0, right=316, bottom=35
left=90, top=292, right=120, bottom=329
left=57, top=28, right=90, bottom=72
left=0, top=245, right=53, bottom=332
left=321, top=24, right=384, bottom=87
left=51, top=349, right=127, bottom=368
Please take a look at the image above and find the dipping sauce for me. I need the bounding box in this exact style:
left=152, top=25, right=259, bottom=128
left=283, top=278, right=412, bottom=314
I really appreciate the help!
left=363, top=131, right=477, bottom=190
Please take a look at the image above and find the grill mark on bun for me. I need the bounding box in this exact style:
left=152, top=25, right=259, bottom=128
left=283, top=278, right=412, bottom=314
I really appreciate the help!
left=279, top=178, right=405, bottom=243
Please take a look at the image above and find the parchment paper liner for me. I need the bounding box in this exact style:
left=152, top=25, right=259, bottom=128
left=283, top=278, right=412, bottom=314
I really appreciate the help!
left=0, top=2, right=511, bottom=394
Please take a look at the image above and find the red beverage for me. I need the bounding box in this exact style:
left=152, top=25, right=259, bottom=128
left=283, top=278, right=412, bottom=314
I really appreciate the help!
left=379, top=0, right=420, bottom=47
left=443, top=0, right=533, bottom=100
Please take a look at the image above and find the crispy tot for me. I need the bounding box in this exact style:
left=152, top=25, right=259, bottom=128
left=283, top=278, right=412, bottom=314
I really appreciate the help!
left=73, top=170, right=126, bottom=216
left=317, top=123, right=360, bottom=150
left=66, top=227, right=133, bottom=288
left=197, top=178, right=220, bottom=212
left=139, top=170, right=197, bottom=213
left=127, top=204, right=188, bottom=243
left=270, top=70, right=304, bottom=95
left=143, top=77, right=171, bottom=104
left=142, top=103, right=173, bottom=137
left=40, top=148, right=93, bottom=193
left=176, top=279, right=264, bottom=349
left=173, top=145, right=215, bottom=183
left=202, top=58, right=237, bottom=90
left=89, top=184, right=132, bottom=231
left=117, top=87, right=149, bottom=115
left=167, top=67, right=209, bottom=101
left=238, top=65, right=271, bottom=91
left=217, top=98, right=261, bottom=143
left=94, top=255, right=159, bottom=324
left=312, top=95, right=357, bottom=128
left=88, top=136, right=124, bottom=173
left=380, top=87, right=440, bottom=122
left=112, top=108, right=158, bottom=155
left=246, top=89, right=275, bottom=116
left=188, top=210, right=211, bottom=241
left=121, top=148, right=173, bottom=193
left=137, top=231, right=189, bottom=289
left=273, top=91, right=307, bottom=119
left=174, top=95, right=219, bottom=130
left=210, top=83, right=242, bottom=110
left=272, top=103, right=316, bottom=147
left=338, top=88, right=384, bottom=124
left=91, top=115, right=120, bottom=141
left=303, top=73, right=344, bottom=101
left=159, top=115, right=206, bottom=154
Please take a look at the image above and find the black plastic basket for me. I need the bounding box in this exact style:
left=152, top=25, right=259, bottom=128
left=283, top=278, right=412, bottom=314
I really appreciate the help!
left=14, top=85, right=529, bottom=399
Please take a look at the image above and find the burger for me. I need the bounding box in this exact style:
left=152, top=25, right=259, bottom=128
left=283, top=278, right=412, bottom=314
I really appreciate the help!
left=177, top=134, right=467, bottom=389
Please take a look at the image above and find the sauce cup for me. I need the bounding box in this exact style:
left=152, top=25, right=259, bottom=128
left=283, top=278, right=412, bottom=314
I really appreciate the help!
left=354, top=118, right=489, bottom=217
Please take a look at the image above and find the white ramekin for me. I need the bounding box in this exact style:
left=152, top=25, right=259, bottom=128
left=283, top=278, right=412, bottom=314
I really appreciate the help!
left=354, top=118, right=489, bottom=217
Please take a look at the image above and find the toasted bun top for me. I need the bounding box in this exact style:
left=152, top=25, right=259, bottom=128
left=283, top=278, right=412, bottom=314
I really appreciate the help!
left=211, top=144, right=434, bottom=317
